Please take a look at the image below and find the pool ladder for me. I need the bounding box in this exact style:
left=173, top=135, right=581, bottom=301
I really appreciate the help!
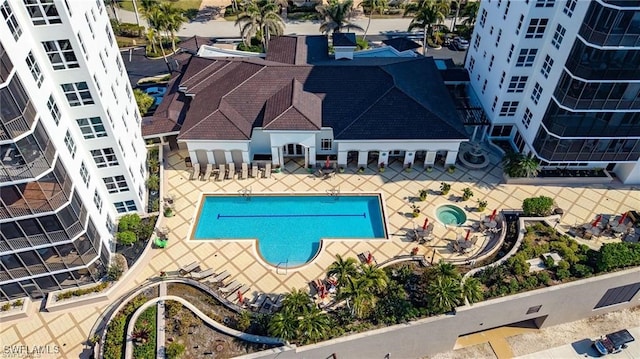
left=239, top=187, right=252, bottom=198
left=326, top=187, right=340, bottom=196
left=276, top=260, right=288, bottom=275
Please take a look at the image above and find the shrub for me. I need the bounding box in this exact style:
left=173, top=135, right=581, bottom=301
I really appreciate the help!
left=166, top=343, right=186, bottom=359
left=556, top=268, right=571, bottom=280
left=462, top=187, right=474, bottom=201
left=56, top=282, right=109, bottom=301
left=440, top=182, right=451, bottom=195
left=104, top=295, right=148, bottom=359
left=13, top=299, right=23, bottom=307
left=418, top=189, right=428, bottom=201
left=116, top=231, right=137, bottom=246
left=595, top=242, right=640, bottom=272
left=543, top=255, right=555, bottom=268
left=1, top=303, right=10, bottom=311
left=477, top=200, right=487, bottom=211
left=134, top=89, right=154, bottom=116
left=118, top=213, right=141, bottom=232
left=571, top=263, right=593, bottom=278
left=147, top=174, right=160, bottom=191
left=536, top=271, right=551, bottom=285
left=522, top=196, right=554, bottom=216
left=507, top=254, right=529, bottom=276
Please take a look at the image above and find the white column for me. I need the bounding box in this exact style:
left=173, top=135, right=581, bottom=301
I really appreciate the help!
left=379, top=151, right=389, bottom=166
left=271, top=146, right=281, bottom=166
left=188, top=150, right=197, bottom=165
left=206, top=151, right=215, bottom=165
left=445, top=151, right=458, bottom=166
left=472, top=127, right=478, bottom=142
left=241, top=150, right=250, bottom=164
left=337, top=151, right=348, bottom=166
left=308, top=146, right=316, bottom=166
left=357, top=151, right=368, bottom=167
left=404, top=151, right=415, bottom=166
left=425, top=151, right=437, bottom=167
left=224, top=151, right=233, bottom=164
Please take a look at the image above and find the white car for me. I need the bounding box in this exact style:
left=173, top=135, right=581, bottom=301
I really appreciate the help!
left=453, top=37, right=469, bottom=50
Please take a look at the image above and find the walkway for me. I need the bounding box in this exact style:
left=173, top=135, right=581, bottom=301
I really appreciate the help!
left=156, top=282, right=167, bottom=359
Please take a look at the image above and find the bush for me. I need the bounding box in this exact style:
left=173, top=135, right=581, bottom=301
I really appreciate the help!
left=440, top=182, right=451, bottom=195
left=595, top=242, right=640, bottom=272
left=117, top=231, right=137, bottom=245
left=56, top=282, right=109, bottom=300
left=113, top=22, right=144, bottom=37
left=104, top=295, right=148, bottom=359
left=134, top=89, right=154, bottom=116
left=166, top=343, right=185, bottom=359
left=147, top=174, right=160, bottom=191
left=133, top=307, right=157, bottom=358
left=1, top=303, right=11, bottom=311
left=13, top=299, right=23, bottom=307
left=118, top=213, right=141, bottom=233
left=571, top=263, right=593, bottom=278
left=522, top=196, right=554, bottom=216
left=536, top=271, right=551, bottom=285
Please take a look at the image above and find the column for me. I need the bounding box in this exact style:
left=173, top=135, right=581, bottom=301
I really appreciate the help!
left=188, top=150, right=197, bottom=165
left=206, top=151, right=215, bottom=165
left=404, top=151, right=415, bottom=167
left=308, top=146, right=316, bottom=166
left=357, top=151, right=368, bottom=167
left=379, top=151, right=389, bottom=166
left=241, top=150, right=250, bottom=164
left=445, top=151, right=458, bottom=166
left=337, top=151, right=348, bottom=166
left=304, top=147, right=309, bottom=168
left=472, top=127, right=478, bottom=142
left=224, top=150, right=233, bottom=164
left=425, top=151, right=437, bottom=167
left=271, top=146, right=281, bottom=166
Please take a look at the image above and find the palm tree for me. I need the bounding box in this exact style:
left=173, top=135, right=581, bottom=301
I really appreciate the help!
left=159, top=3, right=186, bottom=52
left=358, top=263, right=389, bottom=294
left=327, top=255, right=358, bottom=287
left=360, top=0, right=388, bottom=40
left=427, top=276, right=462, bottom=314
left=432, top=260, right=459, bottom=279
left=268, top=310, right=298, bottom=341
left=142, top=6, right=171, bottom=72
left=341, top=276, right=377, bottom=318
left=281, top=288, right=312, bottom=315
left=462, top=277, right=484, bottom=305
left=316, top=0, right=364, bottom=35
left=502, top=152, right=539, bottom=178
left=236, top=0, right=285, bottom=51
left=296, top=307, right=331, bottom=344
left=403, top=0, right=448, bottom=55
left=461, top=0, right=480, bottom=27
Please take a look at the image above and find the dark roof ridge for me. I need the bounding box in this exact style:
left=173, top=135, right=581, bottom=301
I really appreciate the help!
left=219, top=61, right=267, bottom=102
left=335, top=85, right=395, bottom=138
left=179, top=108, right=220, bottom=139
left=187, top=60, right=237, bottom=93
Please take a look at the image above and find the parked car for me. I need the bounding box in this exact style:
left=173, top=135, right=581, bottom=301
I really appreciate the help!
left=452, top=37, right=469, bottom=50
left=592, top=329, right=635, bottom=356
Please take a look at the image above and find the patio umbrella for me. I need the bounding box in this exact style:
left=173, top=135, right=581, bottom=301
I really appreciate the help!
left=619, top=212, right=628, bottom=225
left=592, top=215, right=602, bottom=227
left=325, top=156, right=331, bottom=169
left=465, top=229, right=471, bottom=241
left=490, top=209, right=497, bottom=222
left=367, top=252, right=373, bottom=264
left=422, top=218, right=429, bottom=230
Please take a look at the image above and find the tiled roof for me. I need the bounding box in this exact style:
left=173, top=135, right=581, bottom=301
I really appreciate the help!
left=144, top=36, right=468, bottom=142
left=178, top=36, right=212, bottom=54
left=266, top=35, right=330, bottom=65
left=333, top=33, right=357, bottom=47
left=382, top=37, right=421, bottom=52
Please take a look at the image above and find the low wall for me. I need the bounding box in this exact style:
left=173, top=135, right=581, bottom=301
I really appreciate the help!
left=0, top=298, right=30, bottom=322
left=45, top=284, right=112, bottom=312
left=243, top=266, right=640, bottom=359
left=504, top=172, right=613, bottom=185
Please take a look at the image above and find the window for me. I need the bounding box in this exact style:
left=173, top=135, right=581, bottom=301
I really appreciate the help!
left=503, top=0, right=510, bottom=19
left=105, top=24, right=114, bottom=46
left=26, top=52, right=44, bottom=87
left=96, top=0, right=103, bottom=13
left=496, top=29, right=502, bottom=47
left=131, top=141, right=137, bottom=157
left=499, top=101, right=519, bottom=116
left=594, top=282, right=640, bottom=309
left=118, top=140, right=124, bottom=153
left=134, top=110, right=140, bottom=125
left=499, top=72, right=505, bottom=88
left=531, top=83, right=543, bottom=105
left=24, top=0, right=62, bottom=25
left=469, top=56, right=475, bottom=72
left=563, top=0, right=576, bottom=17
left=77, top=33, right=87, bottom=59
left=526, top=19, right=548, bottom=39
left=121, top=114, right=128, bottom=132
left=321, top=139, right=332, bottom=151
left=103, top=175, right=129, bottom=193
left=47, top=95, right=60, bottom=125
left=91, top=148, right=118, bottom=168
left=79, top=162, right=90, bottom=186
left=85, top=12, right=94, bottom=38
left=479, top=9, right=487, bottom=28
left=473, top=34, right=481, bottom=50
left=61, top=82, right=94, bottom=106
left=535, top=0, right=555, bottom=7
left=90, top=8, right=96, bottom=22
left=516, top=49, right=537, bottom=67
left=63, top=0, right=71, bottom=15
left=526, top=305, right=542, bottom=314
left=491, top=96, right=498, bottom=112
left=77, top=117, right=107, bottom=139
left=111, top=85, right=118, bottom=105
left=1, top=1, right=22, bottom=40
left=508, top=76, right=528, bottom=93
left=516, top=14, right=524, bottom=35
left=522, top=108, right=533, bottom=129
left=106, top=214, right=115, bottom=233
left=64, top=130, right=76, bottom=158
left=42, top=40, right=79, bottom=70
left=125, top=85, right=132, bottom=101
left=93, top=190, right=102, bottom=212
left=490, top=26, right=494, bottom=35
left=98, top=51, right=106, bottom=72
left=507, top=44, right=514, bottom=63
left=488, top=55, right=495, bottom=72
left=114, top=200, right=137, bottom=213
left=551, top=24, right=566, bottom=49
left=139, top=164, right=145, bottom=178
left=106, top=109, right=114, bottom=126
left=482, top=79, right=488, bottom=94
left=541, top=54, right=554, bottom=78
left=115, top=56, right=123, bottom=76
left=93, top=74, right=102, bottom=96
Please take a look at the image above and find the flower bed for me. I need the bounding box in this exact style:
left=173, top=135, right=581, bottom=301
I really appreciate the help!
left=132, top=306, right=157, bottom=358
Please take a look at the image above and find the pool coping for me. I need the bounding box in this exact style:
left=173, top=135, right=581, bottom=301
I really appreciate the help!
left=187, top=191, right=390, bottom=271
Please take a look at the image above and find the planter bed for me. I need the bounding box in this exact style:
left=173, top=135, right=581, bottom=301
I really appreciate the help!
left=504, top=170, right=613, bottom=185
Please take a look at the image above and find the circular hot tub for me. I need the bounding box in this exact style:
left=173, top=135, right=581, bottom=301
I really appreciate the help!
left=436, top=205, right=467, bottom=226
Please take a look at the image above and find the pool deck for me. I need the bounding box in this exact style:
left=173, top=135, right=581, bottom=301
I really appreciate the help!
left=2, top=146, right=640, bottom=358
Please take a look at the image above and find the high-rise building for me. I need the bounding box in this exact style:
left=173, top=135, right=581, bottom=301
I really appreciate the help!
left=466, top=0, right=640, bottom=184
left=0, top=0, right=147, bottom=300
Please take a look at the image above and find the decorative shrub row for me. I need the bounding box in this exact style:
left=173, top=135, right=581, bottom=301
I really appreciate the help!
left=103, top=295, right=148, bottom=359
left=56, top=282, right=109, bottom=301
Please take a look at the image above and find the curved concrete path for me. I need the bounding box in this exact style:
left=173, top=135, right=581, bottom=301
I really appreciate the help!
left=125, top=295, right=285, bottom=358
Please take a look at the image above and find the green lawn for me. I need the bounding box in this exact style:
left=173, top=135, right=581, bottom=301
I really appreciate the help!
left=118, top=0, right=203, bottom=12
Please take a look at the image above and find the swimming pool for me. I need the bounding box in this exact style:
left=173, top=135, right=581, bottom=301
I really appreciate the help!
left=193, top=194, right=386, bottom=267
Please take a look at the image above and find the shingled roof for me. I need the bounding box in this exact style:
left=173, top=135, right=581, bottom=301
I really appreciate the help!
left=144, top=36, right=468, bottom=142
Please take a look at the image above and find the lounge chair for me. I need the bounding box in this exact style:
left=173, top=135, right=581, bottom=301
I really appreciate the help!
left=359, top=251, right=376, bottom=265
left=251, top=164, right=258, bottom=178
left=227, top=284, right=250, bottom=301
left=202, top=164, right=213, bottom=181
left=191, top=268, right=215, bottom=280
left=178, top=261, right=199, bottom=275
left=227, top=165, right=235, bottom=180
left=241, top=163, right=248, bottom=180
left=219, top=280, right=241, bottom=293
left=264, top=163, right=271, bottom=178
left=216, top=164, right=226, bottom=181
left=190, top=163, right=200, bottom=180
left=206, top=270, right=229, bottom=284
left=250, top=293, right=268, bottom=310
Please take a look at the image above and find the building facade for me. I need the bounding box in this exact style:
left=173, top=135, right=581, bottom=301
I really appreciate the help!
left=466, top=0, right=640, bottom=184
left=0, top=0, right=146, bottom=300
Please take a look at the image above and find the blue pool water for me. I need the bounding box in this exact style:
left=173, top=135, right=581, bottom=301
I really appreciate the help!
left=194, top=195, right=386, bottom=266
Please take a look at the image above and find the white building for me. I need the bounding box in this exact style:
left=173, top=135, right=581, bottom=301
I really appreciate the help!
left=466, top=0, right=640, bottom=184
left=0, top=0, right=146, bottom=300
